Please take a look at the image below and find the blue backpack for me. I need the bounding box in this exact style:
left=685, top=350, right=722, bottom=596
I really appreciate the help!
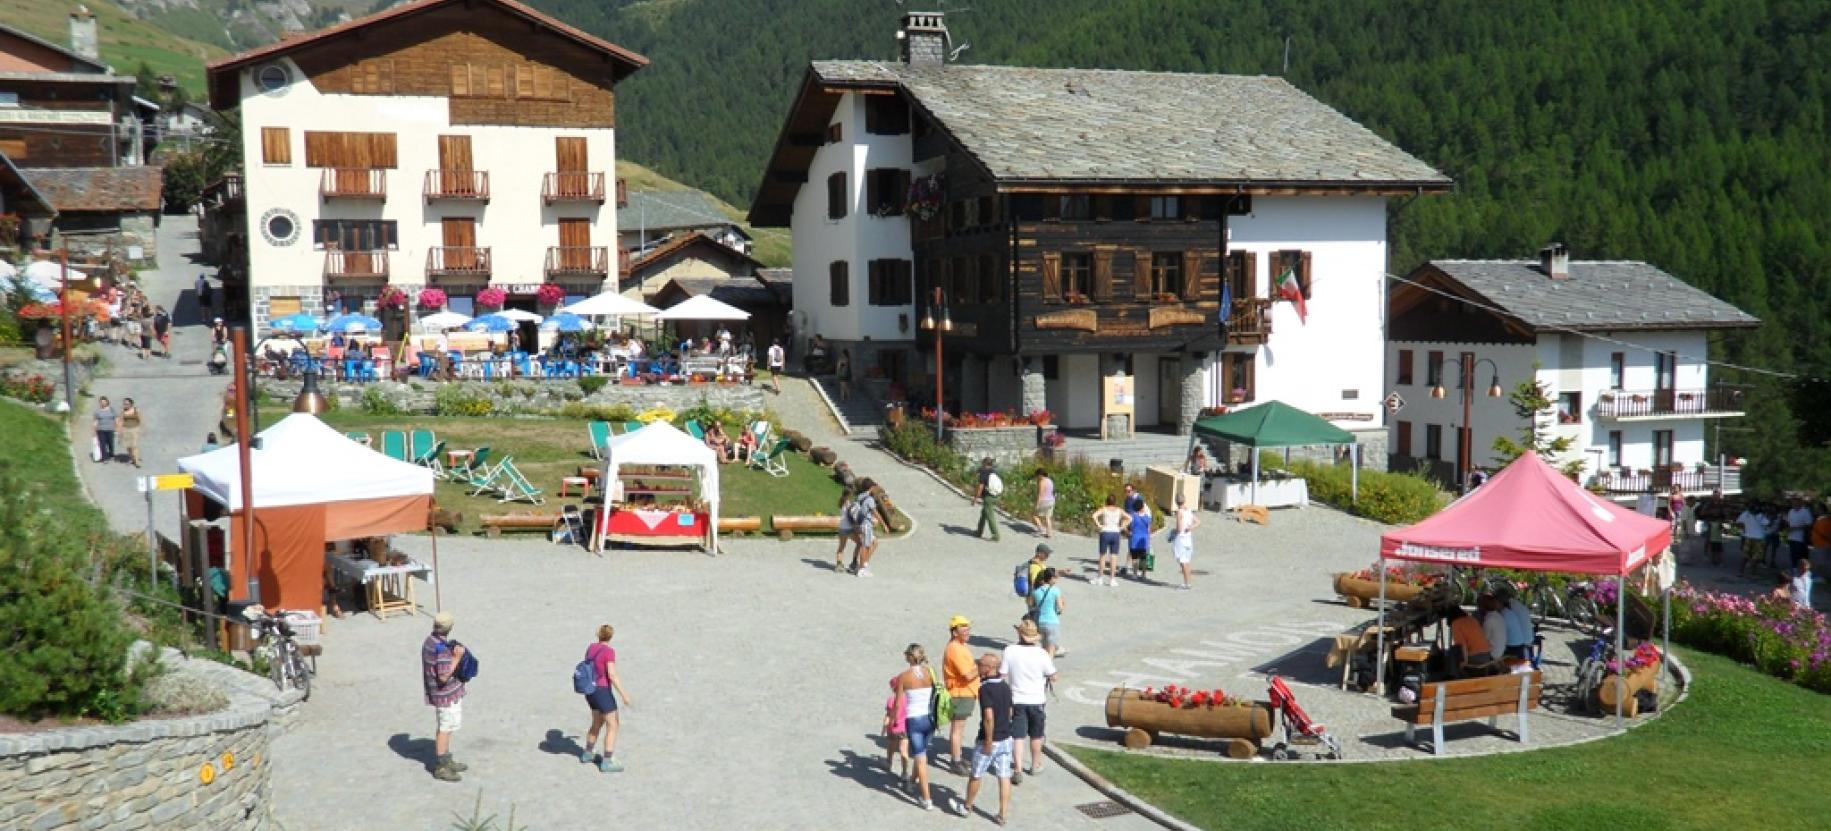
left=453, top=646, right=479, bottom=683
left=1013, top=561, right=1031, bottom=598
left=572, top=658, right=598, bottom=695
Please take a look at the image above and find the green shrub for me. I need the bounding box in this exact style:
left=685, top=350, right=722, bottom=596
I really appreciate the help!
left=556, top=401, right=638, bottom=422
left=360, top=386, right=403, bottom=415
left=433, top=384, right=493, bottom=417
left=1287, top=459, right=1448, bottom=524
left=877, top=421, right=1149, bottom=534
left=577, top=376, right=609, bottom=396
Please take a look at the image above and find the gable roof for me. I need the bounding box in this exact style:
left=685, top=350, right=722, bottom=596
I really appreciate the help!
left=627, top=231, right=762, bottom=278
left=0, top=152, right=55, bottom=217
left=655, top=275, right=787, bottom=309
left=206, top=0, right=647, bottom=109
left=21, top=166, right=162, bottom=213
left=1418, top=259, right=1760, bottom=332
left=619, top=190, right=740, bottom=234
left=0, top=22, right=111, bottom=74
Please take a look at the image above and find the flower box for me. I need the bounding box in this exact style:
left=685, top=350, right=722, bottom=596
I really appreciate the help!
left=1104, top=686, right=1274, bottom=758
left=1596, top=659, right=1661, bottom=717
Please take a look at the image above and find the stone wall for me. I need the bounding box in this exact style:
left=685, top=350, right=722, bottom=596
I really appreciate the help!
left=249, top=285, right=326, bottom=338
left=55, top=213, right=160, bottom=267
left=0, top=646, right=301, bottom=831
left=261, top=377, right=768, bottom=416
left=945, top=424, right=1044, bottom=468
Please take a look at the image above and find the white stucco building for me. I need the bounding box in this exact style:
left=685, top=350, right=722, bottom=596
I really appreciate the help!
left=204, top=0, right=646, bottom=335
left=1387, top=247, right=1759, bottom=497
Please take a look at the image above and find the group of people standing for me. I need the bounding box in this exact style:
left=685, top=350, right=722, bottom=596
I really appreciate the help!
left=103, top=282, right=171, bottom=361
left=89, top=396, right=144, bottom=467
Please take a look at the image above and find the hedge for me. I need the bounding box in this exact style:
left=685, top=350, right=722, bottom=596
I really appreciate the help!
left=1285, top=459, right=1448, bottom=525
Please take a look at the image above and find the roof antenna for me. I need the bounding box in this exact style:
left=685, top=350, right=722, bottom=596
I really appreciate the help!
left=1282, top=36, right=1291, bottom=74
left=949, top=42, right=970, bottom=61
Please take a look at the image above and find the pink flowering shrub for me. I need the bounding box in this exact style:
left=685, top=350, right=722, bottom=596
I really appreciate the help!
left=1667, top=581, right=1830, bottom=694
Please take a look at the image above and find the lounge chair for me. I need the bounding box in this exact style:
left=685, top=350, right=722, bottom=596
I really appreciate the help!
left=447, top=446, right=492, bottom=482
left=685, top=419, right=706, bottom=441
left=414, top=440, right=446, bottom=474
left=493, top=459, right=545, bottom=505
left=623, top=420, right=643, bottom=435
left=345, top=431, right=371, bottom=447
left=465, top=454, right=513, bottom=497
left=588, top=421, right=612, bottom=459
left=409, top=429, right=437, bottom=466
left=750, top=437, right=791, bottom=478
left=380, top=431, right=410, bottom=463
left=749, top=420, right=770, bottom=446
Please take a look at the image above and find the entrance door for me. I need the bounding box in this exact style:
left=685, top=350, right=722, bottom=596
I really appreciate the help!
left=1158, top=357, right=1178, bottom=428
left=438, top=135, right=474, bottom=195
left=1652, top=429, right=1674, bottom=469
left=555, top=137, right=588, bottom=198
left=1654, top=351, right=1677, bottom=411
left=558, top=218, right=591, bottom=270
left=442, top=218, right=477, bottom=270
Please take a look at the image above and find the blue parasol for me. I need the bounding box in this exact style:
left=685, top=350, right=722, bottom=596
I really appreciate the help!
left=272, top=313, right=323, bottom=333
left=539, top=312, right=594, bottom=333
left=324, top=313, right=383, bottom=334
left=466, top=313, right=516, bottom=333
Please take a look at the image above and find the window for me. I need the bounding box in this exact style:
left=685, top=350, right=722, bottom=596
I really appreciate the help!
left=311, top=219, right=398, bottom=250
left=264, top=213, right=296, bottom=245
left=825, top=122, right=842, bottom=144
left=826, top=172, right=847, bottom=220
left=979, top=254, right=999, bottom=302
left=1150, top=253, right=1183, bottom=298
left=867, top=259, right=912, bottom=306
left=255, top=63, right=290, bottom=92
left=302, top=131, right=397, bottom=168
left=1061, top=253, right=1092, bottom=299
left=1653, top=430, right=1674, bottom=468
left=828, top=261, right=849, bottom=306
left=1270, top=249, right=1312, bottom=299
left=350, top=58, right=394, bottom=94
left=1149, top=196, right=1181, bottom=220
left=1558, top=392, right=1582, bottom=424
left=863, top=95, right=909, bottom=134
left=1396, top=420, right=1412, bottom=457
left=977, top=195, right=995, bottom=226
left=865, top=168, right=910, bottom=216
left=1607, top=431, right=1623, bottom=468
left=951, top=257, right=972, bottom=303
left=1220, top=352, right=1255, bottom=402
left=1042, top=355, right=1059, bottom=380
left=1425, top=424, right=1443, bottom=460
left=1426, top=350, right=1444, bottom=386
left=1397, top=350, right=1414, bottom=385
left=0, top=92, right=18, bottom=107
left=1055, top=195, right=1091, bottom=220
left=260, top=127, right=291, bottom=165
left=1609, top=352, right=1625, bottom=389
left=1655, top=351, right=1677, bottom=391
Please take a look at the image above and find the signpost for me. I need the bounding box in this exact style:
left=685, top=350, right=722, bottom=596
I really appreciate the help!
left=137, top=474, right=194, bottom=588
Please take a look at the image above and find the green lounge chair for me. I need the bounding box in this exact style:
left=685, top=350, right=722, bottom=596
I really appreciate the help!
left=493, top=459, right=545, bottom=505
left=685, top=419, right=706, bottom=441
left=465, top=454, right=513, bottom=497
left=409, top=429, right=438, bottom=467
left=623, top=420, right=643, bottom=435
left=749, top=420, right=770, bottom=445
left=380, top=431, right=409, bottom=463
left=588, top=421, right=612, bottom=459
left=414, top=440, right=446, bottom=474
left=345, top=431, right=372, bottom=446
left=750, top=437, right=791, bottom=478
left=447, top=446, right=492, bottom=482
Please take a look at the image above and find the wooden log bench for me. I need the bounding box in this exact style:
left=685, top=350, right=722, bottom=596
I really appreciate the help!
left=1391, top=671, right=1542, bottom=756
left=717, top=515, right=763, bottom=533
left=480, top=513, right=562, bottom=538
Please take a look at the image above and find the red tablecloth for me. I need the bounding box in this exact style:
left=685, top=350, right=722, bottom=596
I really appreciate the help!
left=595, top=508, right=709, bottom=549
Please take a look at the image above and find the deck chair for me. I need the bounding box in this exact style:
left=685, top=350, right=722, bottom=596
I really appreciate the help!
left=493, top=459, right=545, bottom=505
left=380, top=431, right=410, bottom=463
left=623, top=420, right=643, bottom=435
left=345, top=431, right=371, bottom=447
left=749, top=420, right=770, bottom=445
left=446, top=446, right=493, bottom=482
left=552, top=504, right=585, bottom=546
left=685, top=419, right=706, bottom=441
left=465, top=454, right=513, bottom=497
left=588, top=421, right=612, bottom=459
left=413, top=440, right=446, bottom=474
left=409, top=430, right=437, bottom=466
left=750, top=437, right=791, bottom=478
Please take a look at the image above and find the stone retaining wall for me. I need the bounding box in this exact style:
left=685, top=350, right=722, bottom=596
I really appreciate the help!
left=945, top=425, right=1045, bottom=468
left=0, top=646, right=301, bottom=831
left=261, top=378, right=767, bottom=416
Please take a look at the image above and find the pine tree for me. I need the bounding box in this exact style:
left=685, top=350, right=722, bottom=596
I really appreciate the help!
left=1490, top=376, right=1584, bottom=478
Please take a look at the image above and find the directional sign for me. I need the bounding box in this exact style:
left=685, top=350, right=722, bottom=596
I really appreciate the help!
left=136, top=474, right=194, bottom=493
left=1384, top=392, right=1406, bottom=414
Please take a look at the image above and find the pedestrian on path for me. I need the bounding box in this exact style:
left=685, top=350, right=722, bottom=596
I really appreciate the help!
left=579, top=624, right=632, bottom=773
left=421, top=612, right=469, bottom=782
left=974, top=458, right=1003, bottom=542
left=1020, top=545, right=1051, bottom=610
left=211, top=318, right=228, bottom=349
left=138, top=308, right=155, bottom=360
left=1030, top=568, right=1065, bottom=659
left=92, top=397, right=117, bottom=463
left=835, top=486, right=860, bottom=573
left=125, top=315, right=145, bottom=360
left=1169, top=494, right=1201, bottom=590
left=836, top=349, right=852, bottom=402
left=153, top=306, right=171, bottom=357
left=1092, top=496, right=1125, bottom=587
left=942, top=616, right=979, bottom=775
left=850, top=480, right=881, bottom=576
left=890, top=644, right=938, bottom=811
left=1126, top=492, right=1153, bottom=581
left=1030, top=469, right=1055, bottom=538
left=960, top=652, right=1013, bottom=823
left=1002, top=620, right=1056, bottom=783
left=119, top=398, right=143, bottom=468
left=767, top=339, right=785, bottom=394
left=196, top=274, right=211, bottom=312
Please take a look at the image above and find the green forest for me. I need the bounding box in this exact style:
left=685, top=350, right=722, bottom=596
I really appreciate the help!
left=529, top=0, right=1831, bottom=495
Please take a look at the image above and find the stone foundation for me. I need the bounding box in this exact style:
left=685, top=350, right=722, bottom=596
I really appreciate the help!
left=945, top=424, right=1045, bottom=468
left=262, top=377, right=768, bottom=416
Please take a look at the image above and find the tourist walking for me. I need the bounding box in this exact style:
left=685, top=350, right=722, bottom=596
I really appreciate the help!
left=1019, top=545, right=1051, bottom=609
left=1002, top=620, right=1056, bottom=783
left=1126, top=493, right=1153, bottom=581
left=1785, top=498, right=1814, bottom=568
left=195, top=273, right=211, bottom=312
left=974, top=457, right=1003, bottom=542
left=119, top=398, right=143, bottom=468
left=835, top=486, right=860, bottom=574
left=125, top=314, right=145, bottom=360
left=1092, top=496, right=1126, bottom=586
left=92, top=397, right=117, bottom=463
left=890, top=644, right=938, bottom=810
left=849, top=480, right=882, bottom=576
left=1737, top=505, right=1768, bottom=576
left=211, top=317, right=228, bottom=350
left=137, top=307, right=154, bottom=360
left=1030, top=568, right=1065, bottom=658
left=153, top=306, right=171, bottom=357
left=579, top=624, right=632, bottom=773
left=766, top=339, right=785, bottom=394
left=1030, top=469, right=1055, bottom=538
left=1169, top=494, right=1201, bottom=590
left=421, top=612, right=469, bottom=782
left=942, top=616, right=979, bottom=775
left=959, top=652, right=1013, bottom=823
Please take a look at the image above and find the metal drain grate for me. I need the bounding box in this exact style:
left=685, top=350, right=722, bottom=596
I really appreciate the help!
left=1075, top=800, right=1133, bottom=819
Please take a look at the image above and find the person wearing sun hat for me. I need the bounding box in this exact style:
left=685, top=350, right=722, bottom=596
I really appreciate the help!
left=422, top=611, right=468, bottom=782
left=1001, top=619, right=1056, bottom=784
left=942, top=615, right=980, bottom=774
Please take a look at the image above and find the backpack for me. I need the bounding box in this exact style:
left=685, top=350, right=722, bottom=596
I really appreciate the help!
left=845, top=496, right=869, bottom=527
left=453, top=645, right=479, bottom=683
left=572, top=657, right=598, bottom=695
left=1013, top=561, right=1031, bottom=598
left=985, top=471, right=1004, bottom=497
left=929, top=666, right=954, bottom=724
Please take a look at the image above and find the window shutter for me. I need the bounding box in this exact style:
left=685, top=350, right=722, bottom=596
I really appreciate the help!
left=866, top=171, right=881, bottom=214
left=1041, top=252, right=1062, bottom=301
left=1133, top=248, right=1152, bottom=297
left=1299, top=251, right=1314, bottom=299
left=372, top=134, right=397, bottom=169
left=1091, top=247, right=1113, bottom=300
left=1244, top=251, right=1259, bottom=297
left=514, top=65, right=534, bottom=98
left=261, top=127, right=290, bottom=164
left=450, top=64, right=469, bottom=96
left=1182, top=251, right=1202, bottom=301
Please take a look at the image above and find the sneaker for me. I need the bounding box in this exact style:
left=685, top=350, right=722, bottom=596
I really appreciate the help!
left=599, top=757, right=625, bottom=773
left=432, top=763, right=462, bottom=782
left=579, top=749, right=596, bottom=764
left=856, top=567, right=873, bottom=578
left=1010, top=769, right=1023, bottom=785
left=920, top=799, right=934, bottom=811
left=1178, top=584, right=1193, bottom=591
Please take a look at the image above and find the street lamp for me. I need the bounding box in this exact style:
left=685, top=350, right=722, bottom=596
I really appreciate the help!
left=919, top=286, right=952, bottom=441
left=1430, top=354, right=1503, bottom=489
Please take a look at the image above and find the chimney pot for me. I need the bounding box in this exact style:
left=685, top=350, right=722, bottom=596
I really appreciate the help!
left=68, top=5, right=99, bottom=61
left=1540, top=242, right=1569, bottom=280
left=899, top=11, right=948, bottom=67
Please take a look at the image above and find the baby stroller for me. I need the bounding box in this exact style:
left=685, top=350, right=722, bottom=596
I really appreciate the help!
left=209, top=344, right=230, bottom=375
left=1266, top=675, right=1342, bottom=760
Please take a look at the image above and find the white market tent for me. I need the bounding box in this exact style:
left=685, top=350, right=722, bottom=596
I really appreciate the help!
left=594, top=420, right=720, bottom=553
left=497, top=308, right=543, bottom=323
left=563, top=291, right=660, bottom=317
left=178, top=413, right=435, bottom=511
left=655, top=294, right=750, bottom=321
left=417, top=310, right=472, bottom=332
left=22, top=259, right=89, bottom=289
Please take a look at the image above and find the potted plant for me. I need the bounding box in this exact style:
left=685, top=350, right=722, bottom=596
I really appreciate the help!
left=536, top=282, right=566, bottom=309
left=475, top=286, right=507, bottom=311
left=417, top=287, right=448, bottom=309
left=1230, top=388, right=1248, bottom=404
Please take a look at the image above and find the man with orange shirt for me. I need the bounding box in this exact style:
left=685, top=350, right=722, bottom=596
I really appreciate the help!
left=1810, top=503, right=1831, bottom=570
left=1446, top=606, right=1495, bottom=677
left=942, top=615, right=980, bottom=775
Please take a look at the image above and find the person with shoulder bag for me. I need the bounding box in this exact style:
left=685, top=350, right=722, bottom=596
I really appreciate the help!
left=890, top=644, right=938, bottom=811
left=1030, top=568, right=1067, bottom=658
left=574, top=624, right=633, bottom=773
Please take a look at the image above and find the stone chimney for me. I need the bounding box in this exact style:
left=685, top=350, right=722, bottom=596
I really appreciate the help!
left=69, top=6, right=99, bottom=61
left=898, top=11, right=948, bottom=67
left=1539, top=242, right=1569, bottom=280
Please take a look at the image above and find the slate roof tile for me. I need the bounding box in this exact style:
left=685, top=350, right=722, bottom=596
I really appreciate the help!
left=1429, top=260, right=1759, bottom=331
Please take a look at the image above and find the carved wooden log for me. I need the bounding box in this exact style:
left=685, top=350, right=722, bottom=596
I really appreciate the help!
left=869, top=485, right=901, bottom=531
left=1597, top=661, right=1659, bottom=717
left=1333, top=574, right=1423, bottom=607
left=835, top=463, right=859, bottom=490
left=428, top=508, right=463, bottom=534
left=480, top=513, right=559, bottom=538
left=717, top=515, right=763, bottom=533
left=771, top=515, right=842, bottom=532
left=810, top=446, right=838, bottom=466
left=1103, top=688, right=1274, bottom=748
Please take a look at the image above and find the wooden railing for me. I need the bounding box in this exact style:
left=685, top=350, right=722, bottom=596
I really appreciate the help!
left=1594, top=465, right=1742, bottom=494
left=319, top=168, right=387, bottom=200
left=545, top=246, right=609, bottom=277
left=1595, top=386, right=1744, bottom=419
left=323, top=250, right=389, bottom=280
left=618, top=247, right=631, bottom=277
left=423, top=169, right=490, bottom=201
left=202, top=173, right=242, bottom=206
left=542, top=172, right=606, bottom=204
left=425, top=246, right=492, bottom=278
left=1225, top=297, right=1273, bottom=342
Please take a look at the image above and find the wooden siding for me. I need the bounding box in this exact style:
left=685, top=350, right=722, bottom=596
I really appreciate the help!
left=291, top=4, right=616, bottom=129
left=0, top=124, right=114, bottom=167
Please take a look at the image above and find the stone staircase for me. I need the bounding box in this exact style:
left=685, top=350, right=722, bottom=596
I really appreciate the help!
left=811, top=376, right=889, bottom=436
left=1058, top=430, right=1217, bottom=473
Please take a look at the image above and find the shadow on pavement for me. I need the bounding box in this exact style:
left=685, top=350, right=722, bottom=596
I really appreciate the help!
left=799, top=558, right=848, bottom=573
left=1073, top=724, right=1250, bottom=757
left=966, top=634, right=1009, bottom=650
left=937, top=523, right=989, bottom=538
left=1249, top=638, right=1343, bottom=687
left=824, top=747, right=908, bottom=800
left=387, top=732, right=437, bottom=771
left=538, top=728, right=586, bottom=758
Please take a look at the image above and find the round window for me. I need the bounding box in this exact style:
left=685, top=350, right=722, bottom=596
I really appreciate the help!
left=255, top=64, right=290, bottom=93
left=260, top=208, right=301, bottom=247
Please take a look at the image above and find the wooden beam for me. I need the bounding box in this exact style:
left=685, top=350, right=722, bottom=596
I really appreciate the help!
left=997, top=183, right=1450, bottom=197
left=788, top=133, right=823, bottom=147
left=770, top=170, right=808, bottom=184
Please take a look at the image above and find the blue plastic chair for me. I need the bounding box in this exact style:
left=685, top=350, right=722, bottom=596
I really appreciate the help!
left=418, top=358, right=436, bottom=378
left=361, top=360, right=378, bottom=382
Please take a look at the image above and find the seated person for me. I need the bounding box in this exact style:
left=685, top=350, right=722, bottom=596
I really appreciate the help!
left=1476, top=594, right=1509, bottom=663
left=704, top=421, right=732, bottom=462
left=734, top=427, right=759, bottom=462
left=1499, top=589, right=1534, bottom=659
left=1445, top=606, right=1495, bottom=676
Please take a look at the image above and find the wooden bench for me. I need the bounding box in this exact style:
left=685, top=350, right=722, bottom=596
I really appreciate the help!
left=1391, top=670, right=1542, bottom=756
left=480, top=512, right=562, bottom=538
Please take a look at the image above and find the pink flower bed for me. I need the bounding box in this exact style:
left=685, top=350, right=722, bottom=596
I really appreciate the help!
left=1667, top=581, right=1830, bottom=693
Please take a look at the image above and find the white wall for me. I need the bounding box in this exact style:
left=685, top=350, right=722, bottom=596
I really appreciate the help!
left=239, top=58, right=618, bottom=326
left=1385, top=341, right=1538, bottom=470
left=1211, top=195, right=1390, bottom=428
left=1047, top=354, right=1102, bottom=429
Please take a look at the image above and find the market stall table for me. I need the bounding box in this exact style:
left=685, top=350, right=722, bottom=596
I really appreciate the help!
left=596, top=508, right=710, bottom=548
left=328, top=554, right=434, bottom=620
left=1204, top=474, right=1309, bottom=510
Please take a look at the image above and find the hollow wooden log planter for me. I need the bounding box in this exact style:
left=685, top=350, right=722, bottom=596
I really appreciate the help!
left=810, top=446, right=838, bottom=466
left=787, top=433, right=813, bottom=453
left=1333, top=574, right=1424, bottom=608
left=480, top=513, right=560, bottom=537
left=428, top=508, right=464, bottom=534
left=1103, top=688, right=1274, bottom=759
left=1596, top=660, right=1661, bottom=717
left=717, top=515, right=763, bottom=533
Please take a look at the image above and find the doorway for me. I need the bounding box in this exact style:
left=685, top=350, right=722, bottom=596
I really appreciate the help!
left=503, top=295, right=540, bottom=353
left=1157, top=356, right=1179, bottom=429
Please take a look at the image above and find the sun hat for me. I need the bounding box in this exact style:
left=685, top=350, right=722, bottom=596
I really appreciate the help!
left=433, top=611, right=455, bottom=631
left=949, top=615, right=971, bottom=629
left=1014, top=620, right=1041, bottom=642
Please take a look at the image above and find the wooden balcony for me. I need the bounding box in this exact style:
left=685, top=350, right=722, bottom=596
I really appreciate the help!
left=202, top=173, right=242, bottom=207
left=616, top=177, right=628, bottom=208
left=1225, top=297, right=1273, bottom=343
left=545, top=246, right=609, bottom=277
left=423, top=169, right=490, bottom=201
left=425, top=246, right=492, bottom=278
left=323, top=250, right=389, bottom=280
left=1594, top=464, right=1742, bottom=495
left=542, top=172, right=606, bottom=204
left=1595, top=386, right=1745, bottom=420
left=319, top=168, right=387, bottom=200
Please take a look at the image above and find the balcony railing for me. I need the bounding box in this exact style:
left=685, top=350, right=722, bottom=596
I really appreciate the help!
left=1225, top=297, right=1273, bottom=342
left=425, top=246, right=492, bottom=278
left=542, top=172, right=606, bottom=204
left=545, top=246, right=609, bottom=277
left=423, top=169, right=490, bottom=201
left=323, top=250, right=389, bottom=280
left=202, top=173, right=242, bottom=207
left=1595, top=386, right=1745, bottom=419
left=319, top=168, right=387, bottom=200
left=1594, top=465, right=1742, bottom=495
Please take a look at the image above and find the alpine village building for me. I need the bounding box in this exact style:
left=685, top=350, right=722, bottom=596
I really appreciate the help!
left=750, top=13, right=1450, bottom=453
left=205, top=0, right=646, bottom=335
left=1387, top=246, right=1758, bottom=498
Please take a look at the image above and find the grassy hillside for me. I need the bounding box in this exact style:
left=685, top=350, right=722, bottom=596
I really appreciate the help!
left=0, top=0, right=224, bottom=94
left=616, top=160, right=790, bottom=268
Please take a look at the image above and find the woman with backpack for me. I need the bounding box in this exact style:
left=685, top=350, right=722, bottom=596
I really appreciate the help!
left=577, top=624, right=633, bottom=773
left=888, top=644, right=938, bottom=811
left=1030, top=568, right=1066, bottom=658
left=850, top=480, right=882, bottom=577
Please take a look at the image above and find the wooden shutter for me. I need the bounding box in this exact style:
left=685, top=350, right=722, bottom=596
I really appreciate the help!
left=369, top=133, right=397, bottom=169
left=865, top=170, right=881, bottom=213
left=514, top=64, right=535, bottom=98
left=1182, top=251, right=1202, bottom=301
left=1244, top=251, right=1259, bottom=297
left=559, top=219, right=591, bottom=270
left=1299, top=251, right=1314, bottom=299
left=1040, top=252, right=1062, bottom=301
left=260, top=127, right=290, bottom=164
left=1091, top=247, right=1113, bottom=300
left=450, top=63, right=470, bottom=96
left=555, top=137, right=588, bottom=173
left=303, top=132, right=330, bottom=167
left=1133, top=248, right=1153, bottom=297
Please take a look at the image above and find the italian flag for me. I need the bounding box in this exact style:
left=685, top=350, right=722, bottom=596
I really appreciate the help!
left=1275, top=266, right=1308, bottom=324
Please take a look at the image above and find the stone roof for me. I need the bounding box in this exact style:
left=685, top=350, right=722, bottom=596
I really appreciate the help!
left=811, top=61, right=1450, bottom=187
left=21, top=166, right=163, bottom=213
left=1427, top=260, right=1760, bottom=331
left=659, top=275, right=785, bottom=308
left=0, top=22, right=112, bottom=74
left=619, top=190, right=739, bottom=233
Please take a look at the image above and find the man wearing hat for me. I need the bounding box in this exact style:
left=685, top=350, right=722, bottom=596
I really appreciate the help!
left=1001, top=619, right=1057, bottom=783
left=942, top=615, right=980, bottom=774
left=421, top=612, right=469, bottom=782
left=973, top=457, right=1003, bottom=542
left=960, top=652, right=1013, bottom=823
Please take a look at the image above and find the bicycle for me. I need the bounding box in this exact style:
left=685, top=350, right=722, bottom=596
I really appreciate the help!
left=241, top=605, right=315, bottom=701
left=1520, top=574, right=1603, bottom=635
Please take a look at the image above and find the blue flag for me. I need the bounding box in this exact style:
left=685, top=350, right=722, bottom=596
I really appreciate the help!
left=1218, top=281, right=1233, bottom=325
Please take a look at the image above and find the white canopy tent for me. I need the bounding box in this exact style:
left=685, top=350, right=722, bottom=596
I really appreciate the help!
left=595, top=421, right=720, bottom=553
left=22, top=259, right=89, bottom=288
left=563, top=292, right=660, bottom=317
left=497, top=308, right=544, bottom=323
left=417, top=310, right=472, bottom=332
left=178, top=413, right=435, bottom=511
left=655, top=294, right=750, bottom=321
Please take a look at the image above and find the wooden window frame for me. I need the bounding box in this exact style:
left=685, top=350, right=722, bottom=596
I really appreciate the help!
left=1056, top=194, right=1091, bottom=221
left=1609, top=351, right=1626, bottom=390
left=311, top=219, right=398, bottom=251
left=1150, top=252, right=1184, bottom=300
left=865, top=168, right=909, bottom=216
left=1558, top=392, right=1583, bottom=424
left=1148, top=196, right=1180, bottom=220
left=1271, top=249, right=1313, bottom=299
left=1395, top=420, right=1412, bottom=457
left=1059, top=253, right=1091, bottom=301
left=829, top=261, right=850, bottom=307
left=867, top=259, right=913, bottom=306
left=302, top=131, right=398, bottom=169
left=1426, top=350, right=1444, bottom=386
left=260, top=127, right=291, bottom=165
left=1220, top=352, right=1256, bottom=404
left=826, top=172, right=847, bottom=220
left=826, top=123, right=842, bottom=144
left=1425, top=424, right=1443, bottom=461
left=863, top=95, right=910, bottom=135
left=1397, top=349, right=1414, bottom=385
left=1607, top=430, right=1623, bottom=469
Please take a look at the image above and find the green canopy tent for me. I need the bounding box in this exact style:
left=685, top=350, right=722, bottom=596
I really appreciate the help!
left=1187, top=400, right=1360, bottom=505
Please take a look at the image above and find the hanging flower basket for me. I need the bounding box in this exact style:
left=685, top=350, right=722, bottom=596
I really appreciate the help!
left=417, top=287, right=448, bottom=308
left=536, top=283, right=566, bottom=306
left=475, top=287, right=507, bottom=309
left=903, top=174, right=945, bottom=221
left=377, top=287, right=408, bottom=311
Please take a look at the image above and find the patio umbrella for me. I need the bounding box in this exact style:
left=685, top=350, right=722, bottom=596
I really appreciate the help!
left=466, top=313, right=516, bottom=333
left=417, top=311, right=472, bottom=331
left=272, top=313, right=323, bottom=333
left=22, top=260, right=88, bottom=288
left=539, top=312, right=594, bottom=332
left=497, top=308, right=543, bottom=323
left=324, top=313, right=383, bottom=334
left=562, top=291, right=659, bottom=317
left=655, top=294, right=750, bottom=321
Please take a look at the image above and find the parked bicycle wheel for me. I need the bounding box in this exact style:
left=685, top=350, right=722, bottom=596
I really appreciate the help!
left=1567, top=594, right=1603, bottom=636
left=287, top=644, right=312, bottom=701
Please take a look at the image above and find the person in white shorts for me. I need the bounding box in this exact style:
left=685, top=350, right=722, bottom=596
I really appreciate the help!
left=961, top=652, right=1014, bottom=823
left=1169, top=494, right=1201, bottom=590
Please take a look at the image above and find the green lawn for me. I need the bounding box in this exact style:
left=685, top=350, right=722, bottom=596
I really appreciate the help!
left=0, top=398, right=105, bottom=532
left=1069, top=648, right=1829, bottom=831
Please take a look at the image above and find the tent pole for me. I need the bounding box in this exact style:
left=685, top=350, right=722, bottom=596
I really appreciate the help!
left=1351, top=443, right=1360, bottom=505
left=1251, top=448, right=1260, bottom=505
left=1375, top=561, right=1387, bottom=696
left=428, top=519, right=442, bottom=613
left=1615, top=577, right=1626, bottom=727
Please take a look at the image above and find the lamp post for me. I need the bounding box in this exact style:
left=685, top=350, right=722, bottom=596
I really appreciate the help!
left=919, top=286, right=952, bottom=441
left=1430, top=353, right=1503, bottom=490
left=57, top=250, right=74, bottom=412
